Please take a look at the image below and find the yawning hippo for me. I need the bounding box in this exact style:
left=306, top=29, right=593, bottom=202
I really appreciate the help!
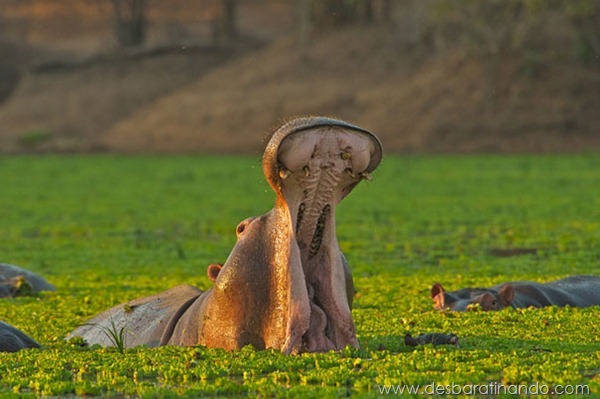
left=431, top=275, right=600, bottom=311
left=0, top=263, right=56, bottom=298
left=68, top=117, right=382, bottom=353
left=0, top=321, right=40, bottom=352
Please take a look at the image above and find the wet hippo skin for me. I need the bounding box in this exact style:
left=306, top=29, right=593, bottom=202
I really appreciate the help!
left=68, top=117, right=382, bottom=353
left=0, top=263, right=56, bottom=298
left=431, top=275, right=600, bottom=311
left=0, top=321, right=40, bottom=352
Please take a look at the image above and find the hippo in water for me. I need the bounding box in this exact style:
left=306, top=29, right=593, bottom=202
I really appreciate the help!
left=431, top=275, right=600, bottom=311
left=68, top=117, right=382, bottom=353
left=0, top=321, right=40, bottom=352
left=0, top=263, right=56, bottom=298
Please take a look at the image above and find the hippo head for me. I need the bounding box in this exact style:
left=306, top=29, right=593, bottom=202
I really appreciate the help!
left=431, top=283, right=514, bottom=311
left=195, top=117, right=382, bottom=353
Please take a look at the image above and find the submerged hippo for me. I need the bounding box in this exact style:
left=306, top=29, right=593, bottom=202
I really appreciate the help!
left=431, top=275, right=600, bottom=311
left=68, top=117, right=382, bottom=353
left=0, top=263, right=56, bottom=298
left=0, top=321, right=40, bottom=352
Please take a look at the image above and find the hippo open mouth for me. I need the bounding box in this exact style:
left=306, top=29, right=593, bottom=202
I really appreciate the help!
left=68, top=117, right=382, bottom=354
left=261, top=118, right=382, bottom=352
left=270, top=122, right=379, bottom=261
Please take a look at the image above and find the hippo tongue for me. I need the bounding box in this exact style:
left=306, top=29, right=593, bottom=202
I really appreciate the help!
left=263, top=118, right=382, bottom=352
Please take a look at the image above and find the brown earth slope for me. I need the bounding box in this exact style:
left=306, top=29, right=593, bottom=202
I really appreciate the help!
left=1, top=25, right=598, bottom=154
left=97, top=27, right=600, bottom=154
left=0, top=46, right=236, bottom=152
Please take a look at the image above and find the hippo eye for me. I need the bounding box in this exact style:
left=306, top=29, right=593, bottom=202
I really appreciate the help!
left=236, top=222, right=247, bottom=236
left=235, top=217, right=259, bottom=237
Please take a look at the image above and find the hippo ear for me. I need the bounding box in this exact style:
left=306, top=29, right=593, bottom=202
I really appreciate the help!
left=207, top=264, right=222, bottom=283
left=431, top=283, right=446, bottom=310
left=479, top=292, right=499, bottom=311
left=497, top=285, right=514, bottom=307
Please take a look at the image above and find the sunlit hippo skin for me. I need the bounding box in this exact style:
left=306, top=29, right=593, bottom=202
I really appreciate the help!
left=0, top=321, right=40, bottom=352
left=0, top=263, right=56, bottom=298
left=68, top=117, right=382, bottom=353
left=431, top=275, right=600, bottom=311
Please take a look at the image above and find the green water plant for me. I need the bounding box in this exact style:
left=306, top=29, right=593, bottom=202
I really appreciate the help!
left=0, top=154, right=599, bottom=397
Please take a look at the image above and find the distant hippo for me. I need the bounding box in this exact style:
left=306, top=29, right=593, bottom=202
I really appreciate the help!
left=431, top=275, right=600, bottom=311
left=68, top=117, right=382, bottom=353
left=0, top=263, right=56, bottom=298
left=0, top=321, right=40, bottom=352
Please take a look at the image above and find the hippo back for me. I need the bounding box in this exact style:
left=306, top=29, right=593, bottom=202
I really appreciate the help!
left=0, top=263, right=56, bottom=297
left=0, top=321, right=40, bottom=352
left=546, top=275, right=600, bottom=307
left=67, top=285, right=204, bottom=348
left=497, top=282, right=567, bottom=308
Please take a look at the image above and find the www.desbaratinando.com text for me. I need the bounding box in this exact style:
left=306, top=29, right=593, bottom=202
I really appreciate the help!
left=378, top=382, right=590, bottom=396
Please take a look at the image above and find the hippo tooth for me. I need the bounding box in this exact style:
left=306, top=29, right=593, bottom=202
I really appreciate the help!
left=303, top=165, right=310, bottom=177
left=359, top=172, right=372, bottom=181
left=340, top=152, right=351, bottom=160
left=345, top=168, right=355, bottom=178
left=279, top=168, right=291, bottom=179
